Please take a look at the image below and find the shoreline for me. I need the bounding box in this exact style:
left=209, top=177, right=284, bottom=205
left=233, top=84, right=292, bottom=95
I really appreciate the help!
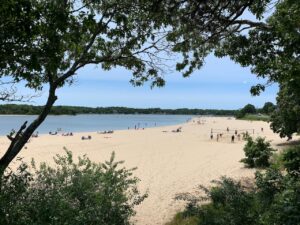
left=0, top=114, right=194, bottom=136
left=0, top=117, right=289, bottom=225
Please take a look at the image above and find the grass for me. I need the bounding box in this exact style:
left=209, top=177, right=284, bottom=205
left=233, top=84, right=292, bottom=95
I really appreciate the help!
left=165, top=212, right=199, bottom=225
left=238, top=114, right=270, bottom=122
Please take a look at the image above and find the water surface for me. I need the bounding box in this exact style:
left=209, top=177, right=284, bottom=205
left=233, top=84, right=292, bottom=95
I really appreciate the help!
left=0, top=114, right=192, bottom=135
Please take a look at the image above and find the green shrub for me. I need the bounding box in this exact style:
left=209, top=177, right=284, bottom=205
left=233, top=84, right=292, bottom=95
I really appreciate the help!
left=173, top=177, right=258, bottom=225
left=0, top=150, right=146, bottom=225
left=282, top=146, right=300, bottom=177
left=241, top=137, right=275, bottom=168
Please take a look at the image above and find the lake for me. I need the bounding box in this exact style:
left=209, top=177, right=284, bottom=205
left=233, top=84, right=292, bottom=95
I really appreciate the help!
left=0, top=114, right=193, bottom=135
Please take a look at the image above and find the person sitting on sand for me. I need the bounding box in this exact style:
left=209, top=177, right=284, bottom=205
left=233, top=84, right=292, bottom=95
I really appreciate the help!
left=172, top=127, right=182, bottom=133
left=31, top=132, right=39, bottom=138
left=81, top=135, right=91, bottom=140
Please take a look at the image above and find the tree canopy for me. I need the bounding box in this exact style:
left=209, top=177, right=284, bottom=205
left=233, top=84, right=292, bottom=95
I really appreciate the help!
left=165, top=0, right=300, bottom=138
left=1, top=0, right=299, bottom=172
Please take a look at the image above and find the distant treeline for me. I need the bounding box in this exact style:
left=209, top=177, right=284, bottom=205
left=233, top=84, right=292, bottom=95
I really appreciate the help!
left=0, top=104, right=238, bottom=116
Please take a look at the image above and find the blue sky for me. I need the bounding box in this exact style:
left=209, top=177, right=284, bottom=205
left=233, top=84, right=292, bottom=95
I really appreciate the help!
left=24, top=54, right=277, bottom=110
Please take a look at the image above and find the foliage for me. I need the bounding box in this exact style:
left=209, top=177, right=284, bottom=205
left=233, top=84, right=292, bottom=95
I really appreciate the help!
left=0, top=104, right=238, bottom=116
left=261, top=102, right=276, bottom=115
left=0, top=0, right=172, bottom=173
left=0, top=150, right=146, bottom=225
left=168, top=0, right=300, bottom=139
left=242, top=104, right=257, bottom=114
left=237, top=113, right=270, bottom=122
left=270, top=82, right=300, bottom=139
left=165, top=212, right=198, bottom=225
left=172, top=177, right=258, bottom=225
left=2, top=0, right=272, bottom=172
left=241, top=137, right=275, bottom=168
left=235, top=104, right=258, bottom=119
left=282, top=146, right=300, bottom=177
left=168, top=166, right=300, bottom=225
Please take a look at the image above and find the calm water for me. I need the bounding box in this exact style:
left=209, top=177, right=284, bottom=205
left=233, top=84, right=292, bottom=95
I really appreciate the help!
left=0, top=114, right=193, bottom=135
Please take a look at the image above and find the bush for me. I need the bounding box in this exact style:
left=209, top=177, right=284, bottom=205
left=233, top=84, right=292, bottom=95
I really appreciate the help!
left=282, top=146, right=300, bottom=177
left=169, top=169, right=300, bottom=225
left=241, top=137, right=275, bottom=168
left=0, top=150, right=146, bottom=225
left=173, top=177, right=258, bottom=225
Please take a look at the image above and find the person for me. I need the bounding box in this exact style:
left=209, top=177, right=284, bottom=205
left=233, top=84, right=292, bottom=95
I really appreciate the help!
left=261, top=127, right=264, bottom=132
left=237, top=134, right=241, bottom=141
left=227, top=127, right=229, bottom=132
left=231, top=135, right=235, bottom=143
left=235, top=130, right=238, bottom=135
left=210, top=134, right=213, bottom=140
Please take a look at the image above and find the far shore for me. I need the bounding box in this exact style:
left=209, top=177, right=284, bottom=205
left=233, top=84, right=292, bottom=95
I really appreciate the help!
left=0, top=117, right=293, bottom=225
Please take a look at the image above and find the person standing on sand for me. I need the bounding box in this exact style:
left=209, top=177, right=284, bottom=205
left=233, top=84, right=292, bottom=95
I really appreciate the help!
left=231, top=135, right=235, bottom=143
left=210, top=134, right=213, bottom=140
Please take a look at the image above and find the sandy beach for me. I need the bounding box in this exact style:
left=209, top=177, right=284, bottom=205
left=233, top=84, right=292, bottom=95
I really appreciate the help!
left=0, top=117, right=291, bottom=225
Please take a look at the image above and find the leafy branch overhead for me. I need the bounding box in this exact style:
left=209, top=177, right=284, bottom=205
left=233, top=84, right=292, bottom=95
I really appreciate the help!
left=0, top=0, right=172, bottom=90
left=0, top=0, right=299, bottom=173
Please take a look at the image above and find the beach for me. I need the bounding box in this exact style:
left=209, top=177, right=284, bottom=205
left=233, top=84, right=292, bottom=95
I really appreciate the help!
left=0, top=117, right=290, bottom=225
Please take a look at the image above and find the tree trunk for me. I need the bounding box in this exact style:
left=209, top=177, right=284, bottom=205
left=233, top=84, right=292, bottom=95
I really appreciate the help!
left=0, top=87, right=57, bottom=176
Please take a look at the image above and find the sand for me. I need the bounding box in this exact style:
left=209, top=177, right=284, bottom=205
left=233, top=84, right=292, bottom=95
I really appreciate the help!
left=0, top=117, right=292, bottom=225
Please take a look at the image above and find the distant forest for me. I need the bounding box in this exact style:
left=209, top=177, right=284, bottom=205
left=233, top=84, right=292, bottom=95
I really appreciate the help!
left=0, top=104, right=237, bottom=116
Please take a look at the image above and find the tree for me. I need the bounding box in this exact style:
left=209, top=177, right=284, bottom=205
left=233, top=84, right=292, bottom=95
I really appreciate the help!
left=261, top=102, right=276, bottom=115
left=270, top=82, right=300, bottom=139
left=0, top=0, right=171, bottom=174
left=242, top=104, right=257, bottom=115
left=0, top=0, right=278, bottom=174
left=241, top=136, right=275, bottom=168
left=165, top=0, right=300, bottom=138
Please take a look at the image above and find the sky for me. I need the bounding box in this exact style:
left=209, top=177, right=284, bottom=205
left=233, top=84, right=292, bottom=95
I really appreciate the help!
left=12, top=7, right=278, bottom=110
left=19, top=53, right=278, bottom=110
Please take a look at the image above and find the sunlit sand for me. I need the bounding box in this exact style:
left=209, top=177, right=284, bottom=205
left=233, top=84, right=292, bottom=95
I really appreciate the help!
left=0, top=117, right=291, bottom=225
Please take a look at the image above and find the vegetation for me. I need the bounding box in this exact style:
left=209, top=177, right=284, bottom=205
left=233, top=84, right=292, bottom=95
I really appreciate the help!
left=270, top=83, right=300, bottom=139
left=0, top=104, right=238, bottom=116
left=171, top=0, right=300, bottom=138
left=238, top=114, right=270, bottom=122
left=1, top=0, right=298, bottom=172
left=1, top=0, right=279, bottom=173
left=167, top=166, right=300, bottom=225
left=261, top=102, right=276, bottom=115
left=282, top=146, right=300, bottom=177
left=235, top=103, right=271, bottom=121
left=241, top=137, right=275, bottom=168
left=0, top=150, right=146, bottom=225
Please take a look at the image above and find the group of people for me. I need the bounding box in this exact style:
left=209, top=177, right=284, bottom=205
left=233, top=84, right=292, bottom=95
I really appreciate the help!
left=97, top=130, right=114, bottom=134
left=210, top=127, right=251, bottom=143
